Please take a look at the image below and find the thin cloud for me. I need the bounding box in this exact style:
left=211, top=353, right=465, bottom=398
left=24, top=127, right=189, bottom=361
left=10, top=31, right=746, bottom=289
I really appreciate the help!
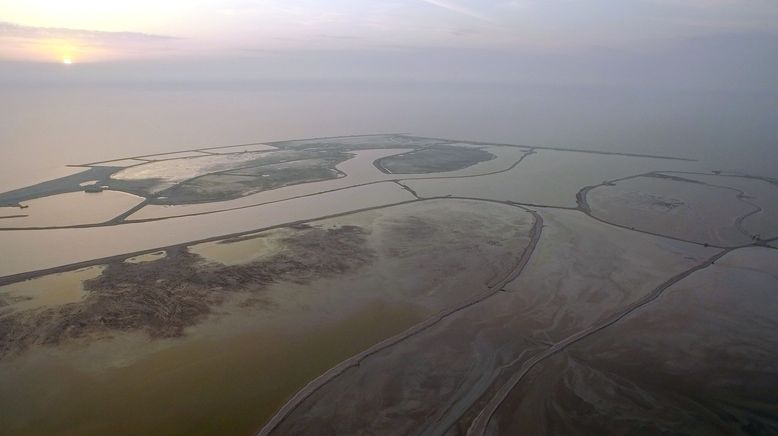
left=0, top=21, right=183, bottom=62
left=0, top=21, right=178, bottom=42
left=418, top=0, right=495, bottom=22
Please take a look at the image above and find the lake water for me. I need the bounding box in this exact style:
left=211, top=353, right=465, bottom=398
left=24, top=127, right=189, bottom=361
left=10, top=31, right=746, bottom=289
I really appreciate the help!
left=0, top=80, right=775, bottom=436
left=0, top=182, right=413, bottom=276
left=1, top=81, right=776, bottom=195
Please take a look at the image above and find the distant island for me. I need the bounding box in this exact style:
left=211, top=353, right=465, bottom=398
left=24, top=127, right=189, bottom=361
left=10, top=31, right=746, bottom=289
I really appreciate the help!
left=1, top=134, right=776, bottom=436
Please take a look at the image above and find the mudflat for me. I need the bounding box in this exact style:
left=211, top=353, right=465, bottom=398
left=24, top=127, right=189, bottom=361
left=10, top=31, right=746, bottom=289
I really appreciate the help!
left=1, top=134, right=776, bottom=435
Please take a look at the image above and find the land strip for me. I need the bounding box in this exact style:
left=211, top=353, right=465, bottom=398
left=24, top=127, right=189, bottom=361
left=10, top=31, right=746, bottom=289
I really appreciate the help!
left=257, top=204, right=544, bottom=436
left=465, top=247, right=733, bottom=436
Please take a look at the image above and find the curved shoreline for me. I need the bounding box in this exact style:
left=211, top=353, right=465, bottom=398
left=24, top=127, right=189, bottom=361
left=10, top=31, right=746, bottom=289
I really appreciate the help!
left=0, top=147, right=534, bottom=231
left=465, top=247, right=732, bottom=436
left=2, top=136, right=775, bottom=435
left=257, top=204, right=544, bottom=436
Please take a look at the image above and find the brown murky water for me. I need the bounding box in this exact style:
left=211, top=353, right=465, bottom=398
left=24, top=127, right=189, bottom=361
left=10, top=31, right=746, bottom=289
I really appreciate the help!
left=188, top=233, right=288, bottom=266
left=0, top=182, right=414, bottom=277
left=0, top=191, right=144, bottom=228
left=0, top=266, right=105, bottom=314
left=0, top=300, right=425, bottom=436
left=124, top=251, right=168, bottom=264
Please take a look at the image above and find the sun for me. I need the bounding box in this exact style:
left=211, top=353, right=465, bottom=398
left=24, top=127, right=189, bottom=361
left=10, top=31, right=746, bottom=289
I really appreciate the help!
left=62, top=57, right=72, bottom=65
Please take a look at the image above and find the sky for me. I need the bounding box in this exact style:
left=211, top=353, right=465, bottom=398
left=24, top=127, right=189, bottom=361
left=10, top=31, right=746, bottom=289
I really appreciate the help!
left=1, top=0, right=778, bottom=64
left=0, top=1, right=776, bottom=181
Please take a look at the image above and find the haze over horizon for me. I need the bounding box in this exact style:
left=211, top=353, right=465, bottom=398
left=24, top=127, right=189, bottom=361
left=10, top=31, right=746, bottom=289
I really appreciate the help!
left=0, top=1, right=776, bottom=87
left=1, top=1, right=776, bottom=185
left=2, top=4, right=778, bottom=436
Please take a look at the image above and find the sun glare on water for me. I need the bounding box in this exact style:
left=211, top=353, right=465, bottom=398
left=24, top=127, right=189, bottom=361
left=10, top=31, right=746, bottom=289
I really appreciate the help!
left=62, top=57, right=73, bottom=64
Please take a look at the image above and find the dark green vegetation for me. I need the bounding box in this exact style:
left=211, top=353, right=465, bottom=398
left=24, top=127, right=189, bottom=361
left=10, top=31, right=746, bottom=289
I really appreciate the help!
left=2, top=134, right=778, bottom=436
left=0, top=224, right=373, bottom=357
left=375, top=145, right=495, bottom=174
left=0, top=135, right=447, bottom=208
left=149, top=156, right=349, bottom=205
left=108, top=149, right=352, bottom=204
left=492, top=248, right=778, bottom=436
left=0, top=166, right=119, bottom=207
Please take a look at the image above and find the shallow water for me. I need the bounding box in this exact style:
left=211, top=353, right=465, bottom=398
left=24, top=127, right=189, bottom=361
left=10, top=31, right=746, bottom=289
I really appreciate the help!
left=5, top=82, right=774, bottom=196
left=0, top=266, right=104, bottom=314
left=0, top=182, right=414, bottom=276
left=126, top=148, right=410, bottom=220
left=88, top=159, right=147, bottom=167
left=189, top=231, right=290, bottom=266
left=662, top=173, right=778, bottom=240
left=492, top=246, right=778, bottom=435
left=111, top=151, right=282, bottom=193
left=0, top=191, right=144, bottom=228
left=207, top=144, right=277, bottom=154
left=0, top=198, right=533, bottom=435
left=0, top=299, right=425, bottom=436
left=123, top=251, right=167, bottom=264
left=405, top=149, right=703, bottom=208
left=127, top=145, right=527, bottom=221
left=586, top=176, right=754, bottom=245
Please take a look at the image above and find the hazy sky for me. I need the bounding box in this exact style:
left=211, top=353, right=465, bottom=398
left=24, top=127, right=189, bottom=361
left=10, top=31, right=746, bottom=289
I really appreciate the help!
left=2, top=0, right=778, bottom=63
left=0, top=1, right=776, bottom=182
